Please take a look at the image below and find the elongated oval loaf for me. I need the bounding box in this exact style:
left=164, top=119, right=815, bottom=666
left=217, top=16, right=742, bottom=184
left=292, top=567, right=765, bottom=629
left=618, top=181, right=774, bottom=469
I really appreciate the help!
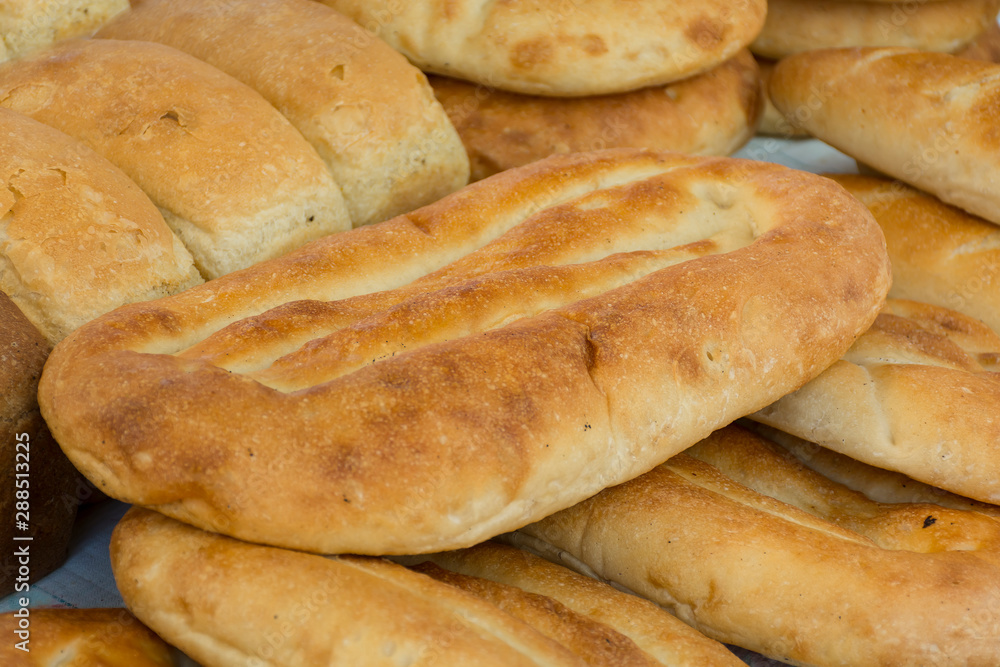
left=39, top=150, right=890, bottom=555
left=0, top=39, right=351, bottom=279
left=98, top=0, right=469, bottom=227
left=770, top=47, right=1000, bottom=227
left=112, top=508, right=588, bottom=667
left=519, top=425, right=1000, bottom=666
left=316, top=0, right=766, bottom=96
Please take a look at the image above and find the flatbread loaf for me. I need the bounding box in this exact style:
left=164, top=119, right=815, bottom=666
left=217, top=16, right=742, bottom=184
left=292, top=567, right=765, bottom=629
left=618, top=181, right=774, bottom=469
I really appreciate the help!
left=770, top=47, right=1000, bottom=226
left=408, top=542, right=745, bottom=667
left=315, top=0, right=767, bottom=96
left=0, top=0, right=127, bottom=62
left=98, top=0, right=469, bottom=227
left=826, top=173, right=1000, bottom=334
left=112, top=507, right=590, bottom=667
left=430, top=51, right=761, bottom=181
left=0, top=607, right=177, bottom=666
left=0, top=39, right=351, bottom=279
left=38, top=150, right=890, bottom=555
left=518, top=424, right=1000, bottom=666
left=752, top=298, right=1000, bottom=502
left=755, top=58, right=809, bottom=137
left=0, top=108, right=201, bottom=343
left=752, top=0, right=1000, bottom=59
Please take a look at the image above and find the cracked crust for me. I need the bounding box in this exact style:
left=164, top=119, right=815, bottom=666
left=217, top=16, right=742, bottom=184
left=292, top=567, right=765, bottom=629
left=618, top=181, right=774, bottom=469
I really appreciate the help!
left=39, top=150, right=890, bottom=555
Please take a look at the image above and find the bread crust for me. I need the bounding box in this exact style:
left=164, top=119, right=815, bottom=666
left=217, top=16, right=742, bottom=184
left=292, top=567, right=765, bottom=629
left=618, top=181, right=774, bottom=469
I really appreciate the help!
left=752, top=0, right=1000, bottom=59
left=0, top=39, right=351, bottom=279
left=770, top=47, right=1000, bottom=227
left=39, top=150, right=890, bottom=555
left=431, top=51, right=762, bottom=181
left=0, top=108, right=202, bottom=343
left=0, top=0, right=128, bottom=62
left=411, top=542, right=746, bottom=667
left=752, top=298, right=1000, bottom=502
left=826, top=174, right=1000, bottom=334
left=521, top=425, right=1000, bottom=666
left=0, top=607, right=176, bottom=666
left=755, top=58, right=810, bottom=137
left=98, top=0, right=469, bottom=227
left=316, top=0, right=766, bottom=96
left=111, top=508, right=588, bottom=667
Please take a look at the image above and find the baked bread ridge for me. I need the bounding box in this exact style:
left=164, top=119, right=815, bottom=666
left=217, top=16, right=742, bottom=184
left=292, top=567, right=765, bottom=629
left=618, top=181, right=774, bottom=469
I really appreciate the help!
left=0, top=107, right=202, bottom=344
left=825, top=173, right=1000, bottom=334
left=39, top=149, right=890, bottom=555
left=97, top=0, right=469, bottom=227
left=751, top=297, right=1000, bottom=502
left=0, top=292, right=78, bottom=596
left=0, top=0, right=128, bottom=63
left=315, top=0, right=767, bottom=97
left=430, top=50, right=762, bottom=182
left=0, top=38, right=351, bottom=279
left=409, top=561, right=662, bottom=667
left=751, top=0, right=1000, bottom=59
left=111, top=507, right=589, bottom=667
left=769, top=47, right=1000, bottom=227
left=0, top=607, right=177, bottom=666
left=519, top=425, right=1000, bottom=667
left=408, top=541, right=746, bottom=667
left=744, top=421, right=1000, bottom=519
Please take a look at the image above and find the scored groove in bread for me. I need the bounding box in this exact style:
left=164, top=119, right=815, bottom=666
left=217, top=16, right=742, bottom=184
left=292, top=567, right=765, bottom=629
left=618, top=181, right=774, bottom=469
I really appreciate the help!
left=97, top=0, right=469, bottom=227
left=752, top=298, right=1000, bottom=502
left=39, top=150, right=890, bottom=555
left=744, top=422, right=1000, bottom=520
left=0, top=39, right=351, bottom=279
left=520, top=425, right=1000, bottom=666
left=408, top=542, right=746, bottom=667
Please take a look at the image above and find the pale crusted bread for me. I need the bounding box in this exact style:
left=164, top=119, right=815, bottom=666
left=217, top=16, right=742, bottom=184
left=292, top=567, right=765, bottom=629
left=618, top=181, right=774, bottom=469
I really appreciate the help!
left=315, top=0, right=767, bottom=96
left=827, top=173, right=1000, bottom=334
left=746, top=422, right=1000, bottom=519
left=0, top=607, right=177, bottom=666
left=97, top=0, right=469, bottom=227
left=752, top=0, right=1000, bottom=59
left=411, top=562, right=661, bottom=667
left=409, top=542, right=745, bottom=667
left=770, top=47, right=1000, bottom=226
left=520, top=425, right=1000, bottom=666
left=0, top=0, right=127, bottom=62
left=0, top=108, right=201, bottom=343
left=755, top=58, right=809, bottom=137
left=430, top=51, right=761, bottom=181
left=752, top=298, right=1000, bottom=502
left=0, top=292, right=77, bottom=596
left=0, top=39, right=350, bottom=279
left=38, top=150, right=890, bottom=555
left=112, top=508, right=589, bottom=667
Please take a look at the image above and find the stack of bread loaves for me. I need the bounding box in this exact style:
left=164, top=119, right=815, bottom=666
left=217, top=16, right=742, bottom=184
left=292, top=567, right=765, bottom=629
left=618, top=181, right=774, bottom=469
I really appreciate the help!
left=312, top=0, right=768, bottom=180
left=754, top=0, right=1000, bottom=135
